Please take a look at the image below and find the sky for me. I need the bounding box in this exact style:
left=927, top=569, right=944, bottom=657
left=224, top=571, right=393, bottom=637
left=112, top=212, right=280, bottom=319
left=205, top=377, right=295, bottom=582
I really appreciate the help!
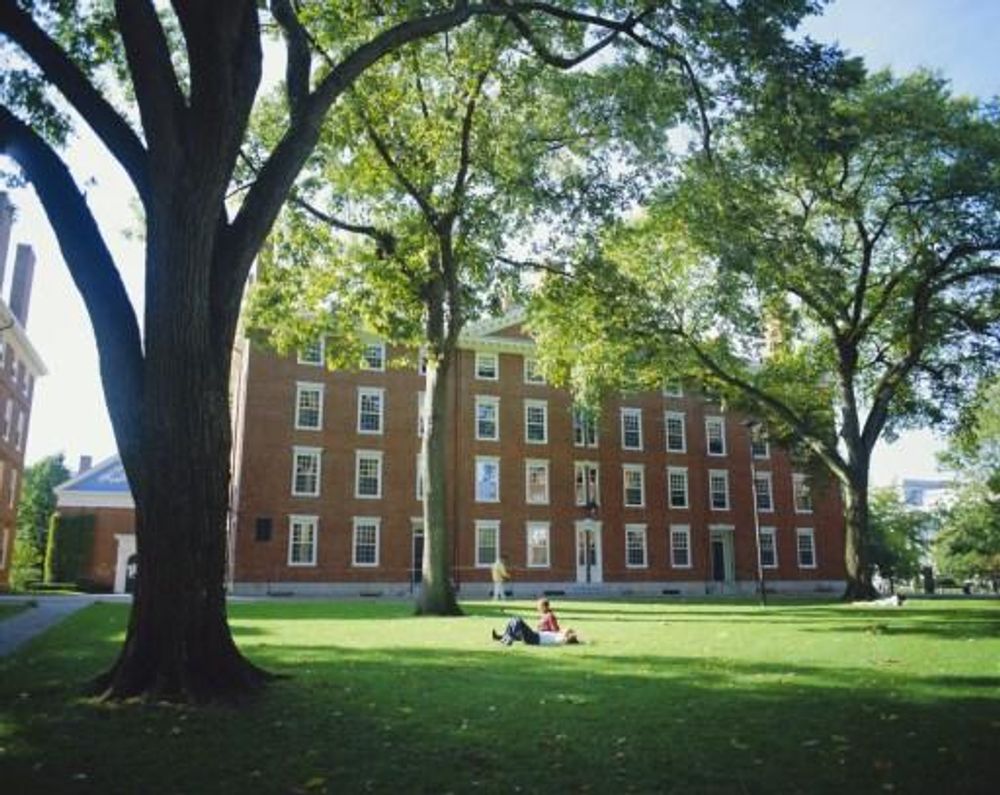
left=5, top=0, right=1000, bottom=485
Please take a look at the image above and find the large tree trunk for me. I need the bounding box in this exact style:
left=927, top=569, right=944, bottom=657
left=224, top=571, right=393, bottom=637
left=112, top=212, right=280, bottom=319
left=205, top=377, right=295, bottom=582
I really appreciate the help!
left=92, top=215, right=270, bottom=702
left=416, top=345, right=461, bottom=615
left=841, top=469, right=878, bottom=601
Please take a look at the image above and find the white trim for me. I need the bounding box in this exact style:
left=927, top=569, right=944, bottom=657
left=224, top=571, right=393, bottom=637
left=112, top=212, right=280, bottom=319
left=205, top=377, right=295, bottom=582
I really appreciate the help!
left=56, top=491, right=135, bottom=509
left=525, top=459, right=550, bottom=505
left=705, top=416, right=727, bottom=456
left=475, top=395, right=500, bottom=441
left=355, top=450, right=384, bottom=499
left=572, top=408, right=598, bottom=447
left=361, top=341, right=386, bottom=371
left=417, top=391, right=426, bottom=438
left=415, top=452, right=424, bottom=501
left=297, top=338, right=325, bottom=366
left=793, top=473, right=814, bottom=514
left=475, top=519, right=500, bottom=567
left=294, top=381, right=325, bottom=430
left=620, top=407, right=643, bottom=451
left=113, top=533, right=137, bottom=593
left=662, top=381, right=683, bottom=398
left=357, top=386, right=385, bottom=435
left=524, top=399, right=548, bottom=444
left=475, top=456, right=501, bottom=503
left=525, top=520, right=551, bottom=568
left=291, top=446, right=322, bottom=497
left=760, top=526, right=778, bottom=569
left=288, top=514, right=319, bottom=566
left=669, top=524, right=692, bottom=569
left=753, top=470, right=774, bottom=513
left=463, top=307, right=527, bottom=338
left=624, top=523, right=648, bottom=569
left=475, top=351, right=499, bottom=380
left=665, top=411, right=687, bottom=453
left=523, top=356, right=546, bottom=384
left=708, top=468, right=730, bottom=511
left=622, top=463, right=646, bottom=508
left=667, top=466, right=689, bottom=509
left=750, top=427, right=770, bottom=460
left=796, top=527, right=817, bottom=569
left=574, top=461, right=600, bottom=506
left=0, top=301, right=47, bottom=376
left=352, top=516, right=381, bottom=567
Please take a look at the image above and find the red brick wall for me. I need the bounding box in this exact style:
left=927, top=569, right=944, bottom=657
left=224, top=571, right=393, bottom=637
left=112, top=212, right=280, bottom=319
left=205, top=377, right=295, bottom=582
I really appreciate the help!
left=58, top=506, right=135, bottom=589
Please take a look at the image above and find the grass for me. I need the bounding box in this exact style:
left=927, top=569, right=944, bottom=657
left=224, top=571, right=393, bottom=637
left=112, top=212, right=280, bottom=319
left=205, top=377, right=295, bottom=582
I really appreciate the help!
left=1, top=598, right=998, bottom=794
left=0, top=601, right=32, bottom=621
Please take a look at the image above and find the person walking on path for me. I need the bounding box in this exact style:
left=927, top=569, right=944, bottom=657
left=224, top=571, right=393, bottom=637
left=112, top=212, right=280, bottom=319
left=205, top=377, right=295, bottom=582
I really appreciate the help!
left=491, top=556, right=510, bottom=601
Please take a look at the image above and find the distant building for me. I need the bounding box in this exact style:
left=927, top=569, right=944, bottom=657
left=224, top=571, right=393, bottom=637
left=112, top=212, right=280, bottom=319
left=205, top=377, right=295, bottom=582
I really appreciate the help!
left=0, top=193, right=47, bottom=590
left=901, top=478, right=956, bottom=510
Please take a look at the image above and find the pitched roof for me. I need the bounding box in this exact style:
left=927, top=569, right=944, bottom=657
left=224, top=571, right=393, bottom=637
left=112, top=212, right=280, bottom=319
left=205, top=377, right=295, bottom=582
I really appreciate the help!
left=55, top=455, right=134, bottom=508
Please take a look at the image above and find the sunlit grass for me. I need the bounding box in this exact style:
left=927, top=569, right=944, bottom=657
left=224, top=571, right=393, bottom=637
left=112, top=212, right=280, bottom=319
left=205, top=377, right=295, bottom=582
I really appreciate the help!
left=1, top=598, right=998, bottom=794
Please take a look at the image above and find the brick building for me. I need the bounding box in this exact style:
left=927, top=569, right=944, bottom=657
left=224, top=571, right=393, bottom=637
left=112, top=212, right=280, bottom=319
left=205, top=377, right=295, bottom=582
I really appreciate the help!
left=0, top=192, right=47, bottom=590
left=227, top=311, right=846, bottom=597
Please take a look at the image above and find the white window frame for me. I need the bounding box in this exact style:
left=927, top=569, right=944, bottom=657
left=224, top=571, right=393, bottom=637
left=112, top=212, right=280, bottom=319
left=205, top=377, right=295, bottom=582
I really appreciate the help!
left=526, top=521, right=551, bottom=568
left=620, top=407, right=643, bottom=451
left=8, top=469, right=16, bottom=509
left=357, top=387, right=385, bottom=435
left=523, top=356, right=546, bottom=384
left=750, top=427, right=770, bottom=460
left=667, top=466, right=689, bottom=509
left=625, top=523, right=648, bottom=569
left=13, top=408, right=23, bottom=450
left=574, top=461, right=600, bottom=506
left=475, top=395, right=500, bottom=441
left=2, top=399, right=10, bottom=441
left=417, top=346, right=429, bottom=375
left=417, top=391, right=426, bottom=438
left=475, top=351, right=499, bottom=381
left=475, top=456, right=500, bottom=503
left=759, top=526, right=778, bottom=569
left=352, top=516, right=381, bottom=567
left=665, top=411, right=687, bottom=453
left=287, top=514, right=318, bottom=566
left=793, top=474, right=814, bottom=513
left=708, top=469, right=730, bottom=511
left=662, top=381, right=683, bottom=398
left=355, top=450, right=384, bottom=499
left=623, top=464, right=646, bottom=508
left=291, top=446, right=322, bottom=497
left=475, top=520, right=500, bottom=567
left=572, top=408, right=598, bottom=447
left=524, top=399, right=549, bottom=444
left=670, top=524, right=692, bottom=568
left=361, top=341, right=386, bottom=371
left=297, top=338, right=325, bottom=366
left=753, top=471, right=774, bottom=513
left=705, top=416, right=727, bottom=456
left=525, top=459, right=550, bottom=505
left=294, top=382, right=324, bottom=430
left=415, top=453, right=424, bottom=501
left=796, top=527, right=817, bottom=569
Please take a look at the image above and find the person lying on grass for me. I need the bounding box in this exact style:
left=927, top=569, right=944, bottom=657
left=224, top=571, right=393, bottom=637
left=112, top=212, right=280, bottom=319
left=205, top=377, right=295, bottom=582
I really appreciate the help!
left=491, top=616, right=581, bottom=646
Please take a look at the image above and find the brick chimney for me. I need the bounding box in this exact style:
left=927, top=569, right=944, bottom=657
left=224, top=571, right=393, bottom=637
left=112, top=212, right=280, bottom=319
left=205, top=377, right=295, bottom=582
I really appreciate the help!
left=9, top=243, right=35, bottom=327
left=78, top=455, right=93, bottom=475
left=0, top=192, right=14, bottom=292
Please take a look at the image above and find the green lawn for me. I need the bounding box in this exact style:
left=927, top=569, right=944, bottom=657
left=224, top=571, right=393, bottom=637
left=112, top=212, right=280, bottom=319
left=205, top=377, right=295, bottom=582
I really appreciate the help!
left=1, top=598, right=998, bottom=794
left=0, top=602, right=31, bottom=621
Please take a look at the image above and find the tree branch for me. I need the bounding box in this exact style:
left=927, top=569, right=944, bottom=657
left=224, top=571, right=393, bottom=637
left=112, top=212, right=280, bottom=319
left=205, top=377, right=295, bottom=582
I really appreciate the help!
left=270, top=0, right=311, bottom=117
left=0, top=0, right=151, bottom=206
left=496, top=254, right=572, bottom=277
left=290, top=192, right=396, bottom=255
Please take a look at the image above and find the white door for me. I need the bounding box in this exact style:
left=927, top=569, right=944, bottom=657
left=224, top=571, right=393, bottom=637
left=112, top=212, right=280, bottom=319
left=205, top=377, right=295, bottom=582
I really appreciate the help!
left=113, top=533, right=137, bottom=594
left=576, top=520, right=603, bottom=584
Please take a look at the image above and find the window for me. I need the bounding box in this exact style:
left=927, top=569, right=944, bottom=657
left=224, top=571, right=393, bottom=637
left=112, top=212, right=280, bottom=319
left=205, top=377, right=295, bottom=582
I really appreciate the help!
left=2, top=399, right=10, bottom=441
left=475, top=395, right=499, bottom=441
left=475, top=457, right=500, bottom=502
left=572, top=408, right=598, bottom=447
left=298, top=339, right=324, bottom=366
left=526, top=522, right=550, bottom=567
left=574, top=462, right=600, bottom=506
left=254, top=517, right=272, bottom=542
left=621, top=407, right=643, bottom=450
left=288, top=515, right=318, bottom=566
left=524, top=357, right=545, bottom=384
left=759, top=527, right=777, bottom=568
left=670, top=525, right=692, bottom=568
left=623, top=464, right=645, bottom=508
left=625, top=524, right=648, bottom=568
left=753, top=471, right=774, bottom=512
left=355, top=451, right=383, bottom=499
left=417, top=392, right=426, bottom=438
left=295, top=382, right=324, bottom=430
left=291, top=447, right=321, bottom=496
left=665, top=411, right=686, bottom=453
left=667, top=467, right=689, bottom=509
left=8, top=469, right=16, bottom=508
left=415, top=453, right=424, bottom=500
left=361, top=341, right=385, bottom=371
left=662, top=381, right=683, bottom=398
left=750, top=426, right=770, bottom=459
left=417, top=347, right=429, bottom=375
left=357, top=387, right=384, bottom=434
left=475, top=352, right=498, bottom=380
left=13, top=409, right=23, bottom=450
left=709, top=469, right=729, bottom=510
left=796, top=528, right=817, bottom=568
left=525, top=460, right=550, bottom=505
left=525, top=400, right=548, bottom=444
left=793, top=474, right=814, bottom=513
left=352, top=517, right=380, bottom=566
left=705, top=416, right=726, bottom=456
left=476, top=520, right=500, bottom=567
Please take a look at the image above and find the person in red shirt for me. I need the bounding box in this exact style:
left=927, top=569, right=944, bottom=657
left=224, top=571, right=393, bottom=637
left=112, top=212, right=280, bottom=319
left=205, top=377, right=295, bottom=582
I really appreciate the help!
left=536, top=598, right=560, bottom=633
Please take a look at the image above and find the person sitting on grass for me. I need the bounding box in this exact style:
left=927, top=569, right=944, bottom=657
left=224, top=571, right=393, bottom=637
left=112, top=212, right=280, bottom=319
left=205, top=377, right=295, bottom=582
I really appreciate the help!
left=491, top=616, right=580, bottom=646
left=536, top=598, right=560, bottom=632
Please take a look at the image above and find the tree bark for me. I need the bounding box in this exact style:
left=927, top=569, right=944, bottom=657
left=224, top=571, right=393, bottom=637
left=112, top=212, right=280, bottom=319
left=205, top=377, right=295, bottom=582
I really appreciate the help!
left=841, top=468, right=878, bottom=601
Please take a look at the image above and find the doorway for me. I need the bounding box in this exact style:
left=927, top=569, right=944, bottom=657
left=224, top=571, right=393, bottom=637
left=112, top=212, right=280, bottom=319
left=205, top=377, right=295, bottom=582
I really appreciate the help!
left=575, top=520, right=603, bottom=584
left=411, top=522, right=424, bottom=592
left=709, top=526, right=735, bottom=590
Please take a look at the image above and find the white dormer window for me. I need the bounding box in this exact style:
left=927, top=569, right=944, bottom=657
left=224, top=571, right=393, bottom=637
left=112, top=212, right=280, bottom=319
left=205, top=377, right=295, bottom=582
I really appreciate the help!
left=662, top=381, right=683, bottom=398
left=298, top=339, right=324, bottom=366
left=475, top=352, right=499, bottom=380
left=524, top=357, right=545, bottom=384
left=361, top=341, right=385, bottom=371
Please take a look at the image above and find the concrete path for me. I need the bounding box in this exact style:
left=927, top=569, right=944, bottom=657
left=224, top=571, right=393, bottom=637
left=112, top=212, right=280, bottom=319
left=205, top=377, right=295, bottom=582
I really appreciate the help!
left=0, top=596, right=99, bottom=657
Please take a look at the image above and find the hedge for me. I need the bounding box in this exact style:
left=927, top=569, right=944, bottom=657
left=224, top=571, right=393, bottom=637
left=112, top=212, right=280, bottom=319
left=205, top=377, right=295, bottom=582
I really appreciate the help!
left=43, top=512, right=95, bottom=585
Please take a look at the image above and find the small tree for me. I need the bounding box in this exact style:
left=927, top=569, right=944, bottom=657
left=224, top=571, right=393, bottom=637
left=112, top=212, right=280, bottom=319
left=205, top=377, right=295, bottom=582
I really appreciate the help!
left=9, top=453, right=70, bottom=590
left=867, top=487, right=930, bottom=592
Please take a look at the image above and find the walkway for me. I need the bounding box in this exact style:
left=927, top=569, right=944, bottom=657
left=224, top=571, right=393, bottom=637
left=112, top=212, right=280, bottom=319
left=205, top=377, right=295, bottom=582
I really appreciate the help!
left=0, top=595, right=99, bottom=657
